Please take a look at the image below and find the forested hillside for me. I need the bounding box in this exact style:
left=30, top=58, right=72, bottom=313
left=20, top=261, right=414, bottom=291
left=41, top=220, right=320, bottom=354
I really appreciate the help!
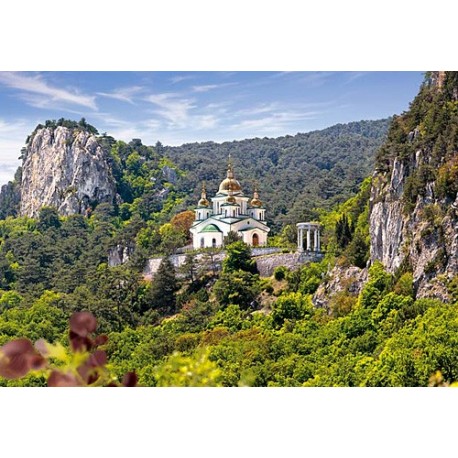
left=4, top=76, right=458, bottom=389
left=164, top=119, right=390, bottom=230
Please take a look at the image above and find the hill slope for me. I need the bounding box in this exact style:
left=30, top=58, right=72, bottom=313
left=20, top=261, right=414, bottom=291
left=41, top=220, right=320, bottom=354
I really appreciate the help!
left=370, top=71, right=458, bottom=300
left=164, top=118, right=390, bottom=231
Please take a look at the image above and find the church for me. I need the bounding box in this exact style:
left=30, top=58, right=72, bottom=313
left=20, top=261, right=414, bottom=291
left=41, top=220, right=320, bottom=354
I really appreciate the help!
left=190, top=160, right=270, bottom=249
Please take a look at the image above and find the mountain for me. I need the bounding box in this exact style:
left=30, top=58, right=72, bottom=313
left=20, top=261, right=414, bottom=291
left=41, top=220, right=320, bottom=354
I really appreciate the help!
left=20, top=123, right=117, bottom=218
left=163, top=118, right=391, bottom=231
left=370, top=71, right=458, bottom=300
left=5, top=76, right=458, bottom=388
left=0, top=119, right=183, bottom=225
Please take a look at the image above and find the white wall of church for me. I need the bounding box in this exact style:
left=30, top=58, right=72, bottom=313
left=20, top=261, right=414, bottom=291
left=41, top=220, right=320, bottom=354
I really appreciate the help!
left=195, top=208, right=212, bottom=221
left=241, top=230, right=268, bottom=247
left=193, top=231, right=224, bottom=249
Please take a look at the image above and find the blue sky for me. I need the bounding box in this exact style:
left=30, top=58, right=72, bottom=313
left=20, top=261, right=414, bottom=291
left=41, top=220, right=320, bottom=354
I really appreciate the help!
left=0, top=71, right=424, bottom=185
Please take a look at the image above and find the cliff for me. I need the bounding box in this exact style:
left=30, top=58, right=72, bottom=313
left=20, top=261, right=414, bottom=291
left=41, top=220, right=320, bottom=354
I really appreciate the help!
left=369, top=71, right=458, bottom=300
left=19, top=125, right=117, bottom=217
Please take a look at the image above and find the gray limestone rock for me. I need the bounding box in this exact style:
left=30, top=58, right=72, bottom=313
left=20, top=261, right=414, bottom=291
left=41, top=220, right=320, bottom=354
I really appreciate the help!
left=313, top=265, right=367, bottom=311
left=369, top=144, right=458, bottom=301
left=20, top=126, right=116, bottom=217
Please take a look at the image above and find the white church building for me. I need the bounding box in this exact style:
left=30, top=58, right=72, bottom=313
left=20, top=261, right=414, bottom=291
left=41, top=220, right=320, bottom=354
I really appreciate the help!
left=190, top=161, right=270, bottom=249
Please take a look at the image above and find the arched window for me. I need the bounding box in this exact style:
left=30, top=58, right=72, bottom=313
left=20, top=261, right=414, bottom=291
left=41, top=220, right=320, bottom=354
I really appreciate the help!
left=200, top=238, right=205, bottom=248
left=252, top=233, right=259, bottom=246
left=212, top=238, right=217, bottom=248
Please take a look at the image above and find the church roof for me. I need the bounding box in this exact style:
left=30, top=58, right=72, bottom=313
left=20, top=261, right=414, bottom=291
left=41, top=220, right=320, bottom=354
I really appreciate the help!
left=201, top=224, right=222, bottom=233
left=218, top=160, right=242, bottom=193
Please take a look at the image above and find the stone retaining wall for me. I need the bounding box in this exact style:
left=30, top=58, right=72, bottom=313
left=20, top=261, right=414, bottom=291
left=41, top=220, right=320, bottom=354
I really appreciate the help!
left=255, top=253, right=302, bottom=277
left=142, top=250, right=323, bottom=279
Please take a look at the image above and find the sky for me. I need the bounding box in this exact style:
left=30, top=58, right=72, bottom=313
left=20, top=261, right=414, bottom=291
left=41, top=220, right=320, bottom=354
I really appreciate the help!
left=0, top=71, right=424, bottom=186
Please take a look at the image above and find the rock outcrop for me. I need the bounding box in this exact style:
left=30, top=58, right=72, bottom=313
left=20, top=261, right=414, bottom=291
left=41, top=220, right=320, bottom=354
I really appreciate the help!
left=20, top=126, right=117, bottom=217
left=369, top=71, right=458, bottom=301
left=313, top=265, right=367, bottom=310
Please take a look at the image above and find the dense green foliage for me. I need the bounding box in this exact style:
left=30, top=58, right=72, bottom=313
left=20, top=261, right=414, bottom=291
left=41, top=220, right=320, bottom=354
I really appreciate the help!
left=3, top=227, right=458, bottom=387
left=318, top=176, right=371, bottom=268
left=164, top=119, right=390, bottom=231
left=375, top=72, right=458, bottom=210
left=4, top=87, right=458, bottom=388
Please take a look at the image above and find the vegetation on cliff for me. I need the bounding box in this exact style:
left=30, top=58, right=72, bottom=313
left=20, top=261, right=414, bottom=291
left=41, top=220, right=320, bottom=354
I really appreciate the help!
left=5, top=82, right=458, bottom=388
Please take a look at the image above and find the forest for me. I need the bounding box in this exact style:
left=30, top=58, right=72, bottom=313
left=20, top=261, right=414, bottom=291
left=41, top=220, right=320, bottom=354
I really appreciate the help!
left=2, top=72, right=458, bottom=387
left=0, top=169, right=454, bottom=387
left=163, top=118, right=390, bottom=231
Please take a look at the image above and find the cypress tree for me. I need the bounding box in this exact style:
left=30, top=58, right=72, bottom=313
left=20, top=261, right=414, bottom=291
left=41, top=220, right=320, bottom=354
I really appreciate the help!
left=149, top=257, right=179, bottom=314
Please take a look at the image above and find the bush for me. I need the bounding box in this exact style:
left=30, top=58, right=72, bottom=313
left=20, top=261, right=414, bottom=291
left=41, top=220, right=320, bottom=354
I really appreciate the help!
left=271, top=292, right=313, bottom=328
left=274, top=266, right=288, bottom=281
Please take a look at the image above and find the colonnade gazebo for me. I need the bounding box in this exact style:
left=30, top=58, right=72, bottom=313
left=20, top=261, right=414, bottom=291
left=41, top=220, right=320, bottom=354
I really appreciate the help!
left=296, top=222, right=321, bottom=253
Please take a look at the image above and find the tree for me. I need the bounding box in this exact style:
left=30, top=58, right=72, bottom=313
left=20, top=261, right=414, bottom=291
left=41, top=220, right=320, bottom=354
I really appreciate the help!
left=171, top=211, right=195, bottom=244
left=346, top=231, right=369, bottom=268
left=213, top=270, right=261, bottom=309
left=159, top=223, right=186, bottom=255
left=223, top=241, right=257, bottom=274
left=148, top=257, right=179, bottom=314
left=223, top=231, right=242, bottom=246
left=271, top=292, right=312, bottom=328
left=180, top=253, right=198, bottom=283
left=336, top=213, right=352, bottom=249
left=200, top=246, right=222, bottom=276
left=38, top=207, right=61, bottom=231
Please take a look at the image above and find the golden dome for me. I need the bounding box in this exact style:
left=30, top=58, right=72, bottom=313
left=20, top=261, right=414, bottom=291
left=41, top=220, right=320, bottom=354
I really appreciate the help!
left=198, top=197, right=210, bottom=207
left=218, top=161, right=242, bottom=193
left=250, top=186, right=262, bottom=207
left=198, top=183, right=210, bottom=207
left=226, top=192, right=236, bottom=204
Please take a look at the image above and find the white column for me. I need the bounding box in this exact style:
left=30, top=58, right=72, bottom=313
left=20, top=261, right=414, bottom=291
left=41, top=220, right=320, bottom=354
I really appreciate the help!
left=317, top=230, right=321, bottom=252
left=307, top=227, right=311, bottom=251
left=314, top=228, right=318, bottom=252
left=298, top=228, right=303, bottom=252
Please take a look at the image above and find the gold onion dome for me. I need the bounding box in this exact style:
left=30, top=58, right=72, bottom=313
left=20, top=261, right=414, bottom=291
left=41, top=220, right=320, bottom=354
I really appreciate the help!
left=198, top=183, right=210, bottom=207
left=218, top=161, right=242, bottom=193
left=250, top=186, right=262, bottom=207
left=226, top=190, right=236, bottom=204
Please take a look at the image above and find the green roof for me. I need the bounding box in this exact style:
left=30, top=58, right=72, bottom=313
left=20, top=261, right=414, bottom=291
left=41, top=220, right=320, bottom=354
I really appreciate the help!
left=201, top=224, right=222, bottom=233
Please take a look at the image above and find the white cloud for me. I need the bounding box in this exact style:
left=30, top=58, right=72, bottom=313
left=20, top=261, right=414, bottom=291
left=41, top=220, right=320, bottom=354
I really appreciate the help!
left=0, top=119, right=34, bottom=185
left=297, top=72, right=334, bottom=87
left=236, top=103, right=280, bottom=117
left=0, top=164, right=19, bottom=187
left=196, top=115, right=218, bottom=129
left=170, top=75, right=195, bottom=84
left=344, top=72, right=369, bottom=84
left=96, top=86, right=143, bottom=104
left=231, top=110, right=321, bottom=135
left=146, top=93, right=196, bottom=126
left=191, top=83, right=237, bottom=93
left=0, top=72, right=97, bottom=110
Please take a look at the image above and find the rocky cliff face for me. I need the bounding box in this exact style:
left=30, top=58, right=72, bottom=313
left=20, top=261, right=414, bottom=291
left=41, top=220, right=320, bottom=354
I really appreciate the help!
left=369, top=71, right=458, bottom=301
left=20, top=126, right=117, bottom=217
left=313, top=265, right=367, bottom=311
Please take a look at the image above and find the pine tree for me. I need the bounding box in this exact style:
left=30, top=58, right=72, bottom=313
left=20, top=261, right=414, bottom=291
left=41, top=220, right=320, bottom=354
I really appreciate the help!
left=149, top=257, right=179, bottom=314
left=336, top=214, right=353, bottom=249
left=180, top=253, right=198, bottom=283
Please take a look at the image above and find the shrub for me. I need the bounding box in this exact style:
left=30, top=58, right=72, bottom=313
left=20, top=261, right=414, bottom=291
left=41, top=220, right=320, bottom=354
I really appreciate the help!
left=274, top=266, right=288, bottom=281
